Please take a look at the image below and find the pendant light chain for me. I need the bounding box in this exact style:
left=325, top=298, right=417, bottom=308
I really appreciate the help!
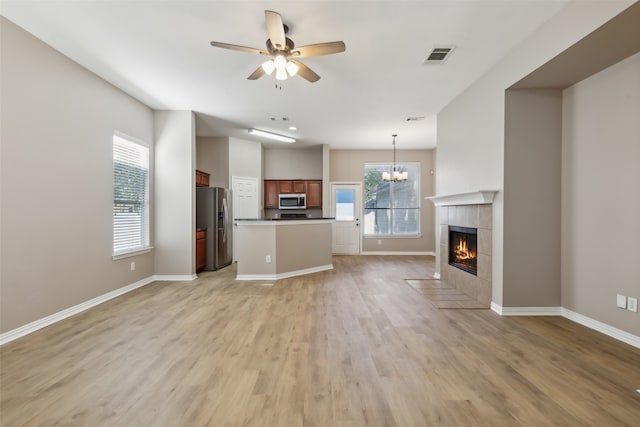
left=392, top=134, right=397, bottom=173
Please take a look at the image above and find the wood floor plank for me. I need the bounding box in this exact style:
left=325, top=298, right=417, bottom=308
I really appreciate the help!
left=1, top=255, right=639, bottom=426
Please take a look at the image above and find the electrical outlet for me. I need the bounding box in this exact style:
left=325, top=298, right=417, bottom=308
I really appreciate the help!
left=378, top=239, right=382, bottom=245
left=617, top=294, right=627, bottom=309
left=130, top=262, right=136, bottom=271
left=627, top=297, right=638, bottom=313
left=265, top=255, right=271, bottom=263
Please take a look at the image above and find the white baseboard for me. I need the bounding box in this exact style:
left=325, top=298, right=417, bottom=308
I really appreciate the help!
left=492, top=304, right=562, bottom=316
left=153, top=274, right=197, bottom=281
left=490, top=303, right=639, bottom=349
left=236, top=264, right=333, bottom=281
left=359, top=251, right=436, bottom=256
left=562, top=308, right=640, bottom=349
left=0, top=275, right=155, bottom=346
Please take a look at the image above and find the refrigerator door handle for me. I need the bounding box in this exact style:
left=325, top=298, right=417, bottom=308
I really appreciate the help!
left=222, top=197, right=228, bottom=243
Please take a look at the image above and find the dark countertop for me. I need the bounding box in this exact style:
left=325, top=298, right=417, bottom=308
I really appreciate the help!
left=235, top=217, right=335, bottom=221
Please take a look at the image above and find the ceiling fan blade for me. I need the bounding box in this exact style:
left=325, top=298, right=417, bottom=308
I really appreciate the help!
left=210, top=41, right=269, bottom=56
left=265, top=10, right=286, bottom=50
left=290, top=41, right=346, bottom=58
left=290, top=60, right=320, bottom=83
left=247, top=66, right=266, bottom=80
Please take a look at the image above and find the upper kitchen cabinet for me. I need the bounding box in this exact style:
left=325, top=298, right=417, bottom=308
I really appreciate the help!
left=264, top=180, right=279, bottom=208
left=264, top=180, right=323, bottom=209
left=195, top=169, right=210, bottom=187
left=276, top=180, right=305, bottom=194
left=292, top=180, right=306, bottom=194
left=278, top=180, right=293, bottom=194
left=306, top=180, right=322, bottom=208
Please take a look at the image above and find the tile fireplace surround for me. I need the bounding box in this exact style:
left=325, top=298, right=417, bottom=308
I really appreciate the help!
left=428, top=191, right=496, bottom=307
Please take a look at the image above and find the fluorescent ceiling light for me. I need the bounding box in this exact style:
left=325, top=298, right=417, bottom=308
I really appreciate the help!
left=248, top=129, right=296, bottom=143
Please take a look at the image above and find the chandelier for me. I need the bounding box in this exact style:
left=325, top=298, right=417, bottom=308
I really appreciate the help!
left=382, top=134, right=408, bottom=182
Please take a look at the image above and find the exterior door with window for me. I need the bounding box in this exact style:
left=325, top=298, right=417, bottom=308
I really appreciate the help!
left=330, top=183, right=361, bottom=254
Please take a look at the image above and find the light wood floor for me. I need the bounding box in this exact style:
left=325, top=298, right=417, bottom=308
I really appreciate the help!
left=1, top=255, right=639, bottom=426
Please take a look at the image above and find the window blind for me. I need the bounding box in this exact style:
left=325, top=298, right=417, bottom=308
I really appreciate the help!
left=113, top=133, right=149, bottom=256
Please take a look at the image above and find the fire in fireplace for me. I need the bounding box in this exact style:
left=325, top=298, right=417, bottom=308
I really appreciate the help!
left=448, top=226, right=478, bottom=275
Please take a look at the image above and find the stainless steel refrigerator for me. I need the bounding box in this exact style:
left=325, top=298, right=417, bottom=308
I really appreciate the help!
left=196, top=187, right=232, bottom=270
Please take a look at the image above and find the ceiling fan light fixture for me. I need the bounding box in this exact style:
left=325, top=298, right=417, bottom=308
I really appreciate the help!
left=248, top=128, right=295, bottom=143
left=261, top=60, right=275, bottom=75
left=275, top=68, right=288, bottom=80
left=273, top=55, right=287, bottom=70
left=285, top=60, right=299, bottom=77
left=210, top=10, right=345, bottom=84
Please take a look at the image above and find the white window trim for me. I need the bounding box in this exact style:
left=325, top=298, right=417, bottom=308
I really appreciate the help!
left=112, top=247, right=153, bottom=261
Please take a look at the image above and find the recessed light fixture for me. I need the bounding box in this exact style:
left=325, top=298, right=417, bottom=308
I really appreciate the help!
left=248, top=129, right=295, bottom=143
left=288, top=126, right=297, bottom=131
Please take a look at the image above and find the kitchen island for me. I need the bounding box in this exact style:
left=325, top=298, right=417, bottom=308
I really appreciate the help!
left=234, top=218, right=334, bottom=280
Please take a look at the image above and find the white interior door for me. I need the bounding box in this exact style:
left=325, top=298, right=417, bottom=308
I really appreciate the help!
left=231, top=176, right=259, bottom=261
left=330, top=183, right=361, bottom=254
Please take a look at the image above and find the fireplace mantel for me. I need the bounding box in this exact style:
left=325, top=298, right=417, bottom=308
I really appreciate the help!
left=426, top=190, right=497, bottom=207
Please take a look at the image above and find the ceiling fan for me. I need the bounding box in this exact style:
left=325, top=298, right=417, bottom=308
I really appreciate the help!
left=210, top=10, right=345, bottom=83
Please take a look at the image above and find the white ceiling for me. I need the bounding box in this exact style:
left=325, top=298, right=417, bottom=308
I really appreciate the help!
left=1, top=1, right=569, bottom=150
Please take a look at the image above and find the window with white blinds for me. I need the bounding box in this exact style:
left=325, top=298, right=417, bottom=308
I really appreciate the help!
left=113, top=133, right=150, bottom=257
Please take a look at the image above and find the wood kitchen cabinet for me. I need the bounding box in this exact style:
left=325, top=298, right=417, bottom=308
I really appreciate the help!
left=264, top=180, right=279, bottom=208
left=264, top=179, right=323, bottom=209
left=278, top=180, right=293, bottom=194
left=292, top=180, right=306, bottom=193
left=196, top=229, right=207, bottom=273
left=274, top=180, right=305, bottom=194
left=306, top=180, right=322, bottom=208
left=195, top=170, right=210, bottom=187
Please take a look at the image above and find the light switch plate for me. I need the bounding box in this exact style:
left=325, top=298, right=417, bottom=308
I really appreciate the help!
left=616, top=294, right=627, bottom=309
left=627, top=297, right=638, bottom=313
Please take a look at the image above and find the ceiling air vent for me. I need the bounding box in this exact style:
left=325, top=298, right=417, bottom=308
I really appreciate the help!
left=424, top=46, right=455, bottom=64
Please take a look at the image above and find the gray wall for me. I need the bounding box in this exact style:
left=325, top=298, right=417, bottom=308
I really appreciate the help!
left=263, top=146, right=323, bottom=179
left=437, top=2, right=639, bottom=338
left=153, top=111, right=196, bottom=278
left=561, top=52, right=640, bottom=336
left=436, top=1, right=631, bottom=308
left=229, top=137, right=262, bottom=184
left=503, top=89, right=562, bottom=307
left=330, top=149, right=436, bottom=253
left=196, top=136, right=229, bottom=188
left=0, top=17, right=155, bottom=333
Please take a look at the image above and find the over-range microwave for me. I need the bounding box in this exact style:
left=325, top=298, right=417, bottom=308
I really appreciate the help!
left=279, top=193, right=306, bottom=209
